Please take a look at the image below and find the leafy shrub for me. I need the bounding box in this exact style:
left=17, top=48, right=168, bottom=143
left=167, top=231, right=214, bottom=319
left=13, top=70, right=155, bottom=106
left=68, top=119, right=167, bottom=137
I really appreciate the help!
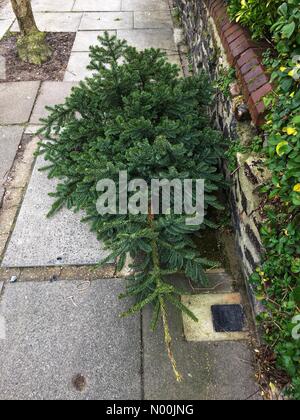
left=38, top=33, right=224, bottom=379
left=228, top=0, right=283, bottom=40
left=271, top=0, right=300, bottom=55
left=227, top=0, right=300, bottom=399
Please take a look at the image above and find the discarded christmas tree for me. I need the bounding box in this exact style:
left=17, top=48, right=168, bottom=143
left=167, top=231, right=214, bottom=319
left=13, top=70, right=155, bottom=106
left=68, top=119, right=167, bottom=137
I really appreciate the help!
left=38, top=33, right=224, bottom=380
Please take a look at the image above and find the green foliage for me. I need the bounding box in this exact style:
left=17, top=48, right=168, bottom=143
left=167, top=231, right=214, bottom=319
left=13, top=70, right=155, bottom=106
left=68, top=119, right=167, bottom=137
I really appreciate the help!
left=227, top=0, right=300, bottom=399
left=251, top=214, right=300, bottom=400
left=271, top=0, right=300, bottom=55
left=38, top=32, right=224, bottom=379
left=228, top=0, right=283, bottom=40
left=225, top=136, right=264, bottom=173
left=215, top=67, right=236, bottom=96
left=225, top=140, right=248, bottom=173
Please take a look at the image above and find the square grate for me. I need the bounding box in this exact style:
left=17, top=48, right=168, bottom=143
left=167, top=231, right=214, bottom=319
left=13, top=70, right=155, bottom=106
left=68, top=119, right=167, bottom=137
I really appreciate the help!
left=211, top=304, right=245, bottom=333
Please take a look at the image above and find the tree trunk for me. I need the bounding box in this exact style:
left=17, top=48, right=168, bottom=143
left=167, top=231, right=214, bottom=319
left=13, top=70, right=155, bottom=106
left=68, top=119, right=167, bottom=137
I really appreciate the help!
left=10, top=0, right=52, bottom=65
left=10, top=0, right=38, bottom=36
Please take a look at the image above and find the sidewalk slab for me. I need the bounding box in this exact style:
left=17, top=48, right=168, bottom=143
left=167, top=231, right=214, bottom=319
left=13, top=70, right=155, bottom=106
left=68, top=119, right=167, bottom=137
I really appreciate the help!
left=30, top=82, right=78, bottom=124
left=0, top=4, right=15, bottom=19
left=143, top=302, right=261, bottom=400
left=64, top=52, right=94, bottom=81
left=73, top=0, right=121, bottom=12
left=2, top=155, right=110, bottom=267
left=31, top=0, right=75, bottom=12
left=72, top=30, right=116, bottom=51
left=182, top=293, right=248, bottom=342
left=79, top=12, right=133, bottom=30
left=0, top=82, right=40, bottom=125
left=117, top=29, right=176, bottom=52
left=122, top=0, right=169, bottom=11
left=134, top=11, right=173, bottom=29
left=0, top=126, right=24, bottom=204
left=0, top=19, right=13, bottom=39
left=0, top=279, right=141, bottom=400
left=11, top=13, right=82, bottom=32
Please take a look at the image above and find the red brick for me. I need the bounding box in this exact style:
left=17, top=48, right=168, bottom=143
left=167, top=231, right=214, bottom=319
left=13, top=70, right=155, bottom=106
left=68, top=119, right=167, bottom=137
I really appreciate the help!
left=221, top=20, right=233, bottom=33
left=223, top=24, right=243, bottom=39
left=213, top=5, right=227, bottom=23
left=222, top=26, right=243, bottom=53
left=205, top=0, right=271, bottom=127
left=249, top=101, right=267, bottom=126
left=239, top=57, right=260, bottom=76
left=226, top=29, right=245, bottom=45
left=237, top=49, right=259, bottom=69
left=244, top=65, right=265, bottom=84
left=247, top=73, right=269, bottom=95
left=210, top=0, right=223, bottom=15
left=213, top=3, right=227, bottom=17
left=231, top=42, right=254, bottom=63
left=228, top=34, right=250, bottom=49
left=248, top=83, right=273, bottom=105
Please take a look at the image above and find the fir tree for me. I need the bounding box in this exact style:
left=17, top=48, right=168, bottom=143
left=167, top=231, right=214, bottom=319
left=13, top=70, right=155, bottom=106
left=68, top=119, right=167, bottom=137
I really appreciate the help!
left=38, top=33, right=225, bottom=380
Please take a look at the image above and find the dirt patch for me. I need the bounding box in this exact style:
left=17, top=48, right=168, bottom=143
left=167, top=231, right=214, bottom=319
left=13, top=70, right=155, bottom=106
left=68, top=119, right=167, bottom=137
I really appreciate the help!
left=0, top=32, right=75, bottom=82
left=72, top=374, right=87, bottom=392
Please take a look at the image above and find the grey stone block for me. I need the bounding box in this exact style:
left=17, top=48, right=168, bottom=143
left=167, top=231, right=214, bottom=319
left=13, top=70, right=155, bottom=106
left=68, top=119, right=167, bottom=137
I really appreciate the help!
left=64, top=53, right=95, bottom=81
left=11, top=13, right=82, bottom=32
left=0, top=126, right=24, bottom=203
left=117, top=29, right=177, bottom=52
left=143, top=300, right=261, bottom=400
left=30, top=82, right=78, bottom=124
left=73, top=0, right=122, bottom=12
left=2, top=155, right=110, bottom=267
left=0, top=82, right=40, bottom=124
left=0, top=279, right=141, bottom=400
left=72, top=31, right=116, bottom=52
left=134, top=11, right=173, bottom=29
left=31, top=0, right=75, bottom=12
left=122, top=0, right=169, bottom=11
left=0, top=19, right=13, bottom=39
left=0, top=3, right=15, bottom=19
left=79, top=12, right=133, bottom=30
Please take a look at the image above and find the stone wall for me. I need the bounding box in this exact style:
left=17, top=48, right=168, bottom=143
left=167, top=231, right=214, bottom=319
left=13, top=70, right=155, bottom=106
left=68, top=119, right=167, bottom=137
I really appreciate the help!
left=173, top=0, right=271, bottom=311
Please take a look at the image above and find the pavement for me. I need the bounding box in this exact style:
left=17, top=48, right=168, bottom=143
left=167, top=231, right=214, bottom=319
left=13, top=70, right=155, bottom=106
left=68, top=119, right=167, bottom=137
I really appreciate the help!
left=0, top=0, right=261, bottom=400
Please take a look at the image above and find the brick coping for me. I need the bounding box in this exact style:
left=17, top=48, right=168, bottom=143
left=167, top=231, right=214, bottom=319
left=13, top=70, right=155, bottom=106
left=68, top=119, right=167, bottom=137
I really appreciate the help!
left=204, top=0, right=272, bottom=126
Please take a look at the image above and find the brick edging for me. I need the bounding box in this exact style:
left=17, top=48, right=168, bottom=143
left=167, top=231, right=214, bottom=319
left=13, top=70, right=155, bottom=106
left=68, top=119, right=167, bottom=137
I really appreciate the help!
left=204, top=0, right=272, bottom=126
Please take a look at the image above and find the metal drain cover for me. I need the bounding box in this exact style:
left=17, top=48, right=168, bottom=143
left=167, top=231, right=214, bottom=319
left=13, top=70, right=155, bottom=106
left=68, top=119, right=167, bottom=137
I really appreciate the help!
left=211, top=304, right=245, bottom=333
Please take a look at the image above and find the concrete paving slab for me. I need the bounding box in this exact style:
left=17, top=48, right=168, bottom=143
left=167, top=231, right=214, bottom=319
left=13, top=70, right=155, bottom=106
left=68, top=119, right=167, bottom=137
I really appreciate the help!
left=134, top=10, right=173, bottom=29
left=117, top=29, right=176, bottom=52
left=0, top=3, right=15, bottom=19
left=73, top=0, right=121, bottom=12
left=0, top=55, right=6, bottom=81
left=0, top=126, right=24, bottom=204
left=182, top=293, right=248, bottom=342
left=30, top=82, right=78, bottom=124
left=31, top=0, right=75, bottom=12
left=122, top=0, right=169, bottom=11
left=0, top=82, right=40, bottom=125
left=72, top=30, right=116, bottom=51
left=24, top=125, right=43, bottom=135
left=0, top=18, right=13, bottom=39
left=0, top=279, right=141, bottom=400
left=64, top=52, right=95, bottom=81
left=2, top=154, right=110, bottom=267
left=79, top=12, right=133, bottom=30
left=11, top=12, right=82, bottom=32
left=143, top=302, right=260, bottom=400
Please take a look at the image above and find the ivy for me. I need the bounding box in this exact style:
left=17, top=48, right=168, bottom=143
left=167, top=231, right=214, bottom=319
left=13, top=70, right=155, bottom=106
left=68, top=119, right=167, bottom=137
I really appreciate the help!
left=228, top=0, right=300, bottom=399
